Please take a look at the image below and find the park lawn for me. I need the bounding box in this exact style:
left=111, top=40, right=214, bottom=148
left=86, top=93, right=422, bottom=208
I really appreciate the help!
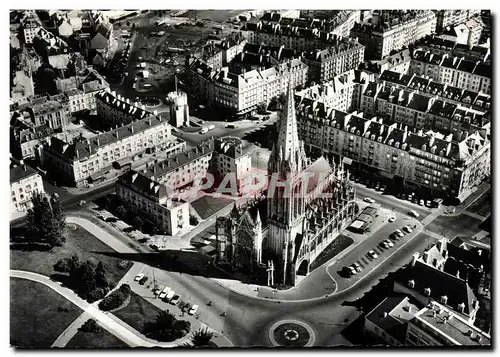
left=113, top=292, right=164, bottom=335
left=66, top=328, right=129, bottom=349
left=310, top=234, right=354, bottom=271
left=10, top=278, right=83, bottom=348
left=190, top=195, right=233, bottom=220
left=10, top=225, right=132, bottom=287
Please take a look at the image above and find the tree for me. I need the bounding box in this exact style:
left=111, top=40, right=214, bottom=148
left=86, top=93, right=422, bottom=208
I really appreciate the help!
left=143, top=310, right=191, bottom=342
left=116, top=205, right=127, bottom=219
left=27, top=192, right=66, bottom=247
left=256, top=101, right=267, bottom=114
left=191, top=328, right=214, bottom=347
left=132, top=216, right=144, bottom=230
left=79, top=319, right=101, bottom=333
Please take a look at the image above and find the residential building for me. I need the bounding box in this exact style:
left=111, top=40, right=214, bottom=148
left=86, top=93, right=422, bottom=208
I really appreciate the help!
left=409, top=49, right=491, bottom=94
left=364, top=296, right=420, bottom=346
left=295, top=69, right=373, bottom=113
left=11, top=120, right=54, bottom=160
left=26, top=100, right=69, bottom=131
left=407, top=301, right=490, bottom=346
left=439, top=17, right=484, bottom=47
left=375, top=70, right=491, bottom=116
left=20, top=11, right=42, bottom=44
left=350, top=10, right=436, bottom=60
left=42, top=115, right=185, bottom=187
left=116, top=171, right=190, bottom=236
left=240, top=22, right=354, bottom=52
left=95, top=90, right=154, bottom=127
left=11, top=68, right=35, bottom=99
left=228, top=44, right=302, bottom=74
left=414, top=36, right=490, bottom=63
left=196, top=35, right=247, bottom=69
left=141, top=137, right=252, bottom=195
left=295, top=100, right=490, bottom=200
left=186, top=57, right=308, bottom=115
left=10, top=159, right=45, bottom=213
left=433, top=10, right=481, bottom=33
left=362, top=49, right=412, bottom=76
left=302, top=39, right=365, bottom=83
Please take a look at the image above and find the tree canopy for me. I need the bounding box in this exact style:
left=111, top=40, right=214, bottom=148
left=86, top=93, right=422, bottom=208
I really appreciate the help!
left=143, top=310, right=191, bottom=342
left=27, top=192, right=66, bottom=247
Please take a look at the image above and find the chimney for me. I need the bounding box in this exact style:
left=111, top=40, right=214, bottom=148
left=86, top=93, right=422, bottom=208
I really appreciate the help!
left=424, top=287, right=431, bottom=297
left=472, top=300, right=479, bottom=310
left=440, top=295, right=448, bottom=304
left=457, top=302, right=465, bottom=313
left=132, top=173, right=138, bottom=182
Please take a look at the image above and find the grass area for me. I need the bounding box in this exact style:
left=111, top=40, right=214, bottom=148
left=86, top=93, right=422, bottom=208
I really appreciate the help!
left=426, top=214, right=483, bottom=239
left=113, top=292, right=164, bottom=334
left=10, top=278, right=83, bottom=348
left=66, top=328, right=129, bottom=349
left=10, top=225, right=132, bottom=287
left=310, top=235, right=354, bottom=271
left=190, top=195, right=233, bottom=220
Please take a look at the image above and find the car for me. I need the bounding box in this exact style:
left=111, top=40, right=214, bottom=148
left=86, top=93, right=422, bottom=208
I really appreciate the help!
left=343, top=266, right=357, bottom=276
left=363, top=197, right=375, bottom=204
left=188, top=304, right=199, bottom=315
left=403, top=226, right=413, bottom=234
left=375, top=184, right=381, bottom=191
left=419, top=199, right=425, bottom=206
left=395, top=229, right=404, bottom=238
left=139, top=276, right=148, bottom=285
left=381, top=185, right=387, bottom=191
left=388, top=216, right=397, bottom=223
left=158, top=287, right=171, bottom=299
left=163, top=290, right=175, bottom=302
left=154, top=285, right=164, bottom=295
left=381, top=239, right=394, bottom=248
left=78, top=200, right=86, bottom=206
left=408, top=210, right=420, bottom=218
left=352, top=263, right=363, bottom=273
left=134, top=273, right=145, bottom=281
left=170, top=294, right=181, bottom=305
left=368, top=250, right=378, bottom=259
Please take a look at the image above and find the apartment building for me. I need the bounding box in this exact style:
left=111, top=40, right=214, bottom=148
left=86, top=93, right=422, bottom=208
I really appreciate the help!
left=42, top=115, right=185, bottom=187
left=267, top=10, right=361, bottom=38
left=295, top=100, right=490, bottom=200
left=434, top=10, right=481, bottom=33
left=116, top=171, right=190, bottom=236
left=302, top=39, right=365, bottom=83
left=186, top=57, right=308, bottom=115
left=350, top=10, right=436, bottom=60
left=407, top=301, right=490, bottom=346
left=141, top=137, right=252, bottom=194
left=439, top=16, right=484, bottom=47
left=415, top=37, right=490, bottom=63
left=20, top=11, right=42, bottom=44
left=409, top=49, right=491, bottom=94
left=376, top=70, right=491, bottom=115
left=28, top=100, right=69, bottom=131
left=363, top=49, right=412, bottom=76
left=240, top=22, right=351, bottom=52
left=196, top=36, right=247, bottom=69
left=95, top=90, right=154, bottom=127
left=11, top=121, right=54, bottom=160
left=295, top=69, right=374, bottom=113
left=10, top=159, right=45, bottom=213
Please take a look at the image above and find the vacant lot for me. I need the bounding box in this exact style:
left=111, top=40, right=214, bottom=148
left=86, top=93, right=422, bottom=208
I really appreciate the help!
left=426, top=214, right=483, bottom=239
left=113, top=292, right=164, bottom=335
left=66, top=328, right=128, bottom=349
left=10, top=225, right=132, bottom=287
left=190, top=195, right=233, bottom=220
left=310, top=235, right=354, bottom=271
left=10, top=278, right=82, bottom=348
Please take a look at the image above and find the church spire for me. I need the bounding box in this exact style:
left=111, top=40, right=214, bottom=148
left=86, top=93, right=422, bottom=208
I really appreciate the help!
left=269, top=81, right=306, bottom=176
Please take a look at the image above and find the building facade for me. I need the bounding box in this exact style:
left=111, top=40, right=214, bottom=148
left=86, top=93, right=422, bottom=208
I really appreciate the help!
left=351, top=10, right=436, bottom=60
left=116, top=171, right=190, bottom=236
left=434, top=10, right=481, bottom=33
left=10, top=159, right=45, bottom=213
left=42, top=116, right=185, bottom=187
left=95, top=90, right=154, bottom=127
left=295, top=100, right=490, bottom=200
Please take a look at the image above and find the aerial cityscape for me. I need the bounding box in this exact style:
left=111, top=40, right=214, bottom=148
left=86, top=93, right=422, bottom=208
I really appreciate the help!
left=9, top=9, right=491, bottom=348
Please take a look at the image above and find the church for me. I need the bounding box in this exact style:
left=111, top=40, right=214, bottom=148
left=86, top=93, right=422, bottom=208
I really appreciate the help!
left=216, top=83, right=357, bottom=287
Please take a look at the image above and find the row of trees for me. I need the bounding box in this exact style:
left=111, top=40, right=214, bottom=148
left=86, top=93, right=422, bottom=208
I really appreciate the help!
left=98, top=284, right=131, bottom=311
left=27, top=192, right=66, bottom=247
left=53, top=254, right=111, bottom=302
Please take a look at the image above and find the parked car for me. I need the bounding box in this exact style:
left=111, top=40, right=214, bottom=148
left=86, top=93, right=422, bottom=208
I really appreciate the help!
left=343, top=266, right=357, bottom=277
left=170, top=294, right=181, bottom=305
left=363, top=197, right=375, bottom=204
left=403, top=226, right=413, bottom=234
left=426, top=200, right=432, bottom=207
left=352, top=262, right=363, bottom=273
left=394, top=229, right=404, bottom=238
left=188, top=304, right=199, bottom=315
left=419, top=199, right=425, bottom=206
left=163, top=290, right=175, bottom=302
left=134, top=273, right=145, bottom=281
left=388, top=216, right=397, bottom=223
left=368, top=250, right=378, bottom=259
left=432, top=198, right=443, bottom=208
left=381, top=239, right=394, bottom=248
left=154, top=285, right=164, bottom=295
left=408, top=210, right=420, bottom=218
left=158, top=287, right=171, bottom=299
left=139, top=276, right=148, bottom=285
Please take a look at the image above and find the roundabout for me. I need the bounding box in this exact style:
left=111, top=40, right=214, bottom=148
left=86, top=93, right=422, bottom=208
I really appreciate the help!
left=268, top=319, right=315, bottom=347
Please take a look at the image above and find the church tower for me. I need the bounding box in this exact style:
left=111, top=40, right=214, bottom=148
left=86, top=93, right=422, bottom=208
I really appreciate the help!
left=266, top=82, right=308, bottom=286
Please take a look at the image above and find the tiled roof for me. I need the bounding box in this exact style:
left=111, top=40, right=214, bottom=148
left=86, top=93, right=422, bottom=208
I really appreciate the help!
left=118, top=170, right=167, bottom=201
left=96, top=90, right=151, bottom=120
left=407, top=93, right=431, bottom=112
left=428, top=100, right=457, bottom=118
left=10, top=162, right=39, bottom=184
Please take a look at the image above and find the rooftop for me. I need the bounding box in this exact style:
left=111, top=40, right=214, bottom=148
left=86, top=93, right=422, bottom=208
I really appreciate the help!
left=10, top=161, right=39, bottom=184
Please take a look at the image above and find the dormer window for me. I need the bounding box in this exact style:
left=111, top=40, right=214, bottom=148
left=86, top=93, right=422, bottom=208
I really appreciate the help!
left=408, top=280, right=415, bottom=288
left=402, top=143, right=407, bottom=150
left=395, top=142, right=400, bottom=148
left=430, top=146, right=436, bottom=154
left=388, top=139, right=394, bottom=146
left=424, top=287, right=431, bottom=297
left=378, top=136, right=382, bottom=143
left=422, top=144, right=427, bottom=151
left=371, top=134, right=376, bottom=140
left=356, top=130, right=361, bottom=135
